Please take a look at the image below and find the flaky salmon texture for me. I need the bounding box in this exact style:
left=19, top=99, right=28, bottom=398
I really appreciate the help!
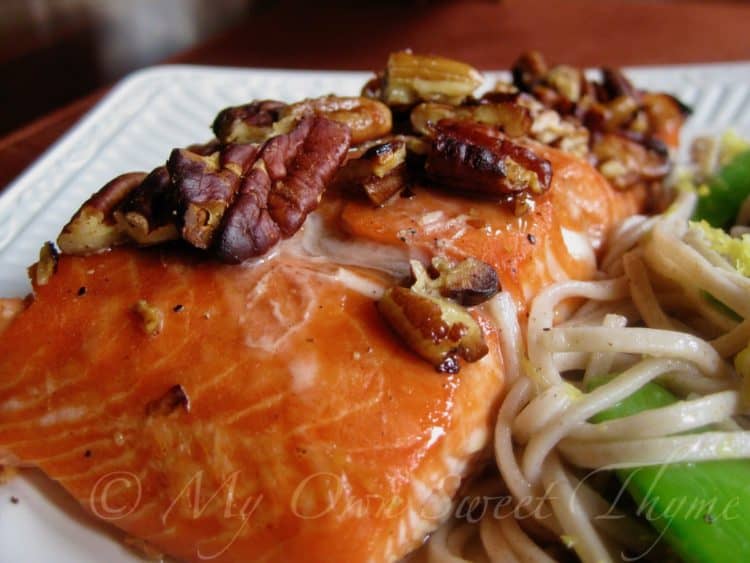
left=0, top=52, right=685, bottom=562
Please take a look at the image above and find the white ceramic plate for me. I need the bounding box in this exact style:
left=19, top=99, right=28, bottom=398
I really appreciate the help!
left=1, top=63, right=749, bottom=563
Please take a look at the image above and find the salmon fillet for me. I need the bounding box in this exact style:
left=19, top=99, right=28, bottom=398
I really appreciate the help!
left=0, top=145, right=643, bottom=562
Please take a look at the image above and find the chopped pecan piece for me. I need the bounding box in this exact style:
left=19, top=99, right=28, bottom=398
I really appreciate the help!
left=336, top=139, right=408, bottom=205
left=426, top=257, right=500, bottom=306
left=382, top=51, right=483, bottom=107
left=114, top=167, right=180, bottom=246
left=426, top=120, right=552, bottom=196
left=641, top=92, right=691, bottom=144
left=377, top=260, right=490, bottom=373
left=58, top=172, right=147, bottom=255
left=545, top=65, right=586, bottom=103
left=511, top=51, right=548, bottom=92
left=410, top=102, right=531, bottom=138
left=33, top=242, right=59, bottom=287
left=212, top=100, right=288, bottom=144
left=601, top=68, right=639, bottom=101
left=134, top=300, right=164, bottom=336
left=584, top=95, right=640, bottom=133
left=591, top=132, right=671, bottom=189
left=217, top=116, right=351, bottom=263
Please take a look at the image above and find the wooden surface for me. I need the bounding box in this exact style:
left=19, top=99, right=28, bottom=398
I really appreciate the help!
left=2, top=0, right=750, bottom=192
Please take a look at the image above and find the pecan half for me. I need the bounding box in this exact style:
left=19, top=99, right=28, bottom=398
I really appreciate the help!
left=426, top=120, right=552, bottom=196
left=217, top=116, right=351, bottom=263
left=377, top=260, right=490, bottom=373
left=410, top=102, right=532, bottom=139
left=58, top=172, right=147, bottom=254
left=168, top=147, right=253, bottom=249
left=382, top=51, right=483, bottom=107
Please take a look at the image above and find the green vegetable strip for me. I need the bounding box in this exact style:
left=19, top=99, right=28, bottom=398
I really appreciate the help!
left=588, top=375, right=750, bottom=563
left=693, top=150, right=750, bottom=228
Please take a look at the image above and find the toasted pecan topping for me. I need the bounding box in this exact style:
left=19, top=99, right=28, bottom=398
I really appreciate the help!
left=57, top=50, right=686, bottom=268
left=377, top=259, right=491, bottom=373
left=59, top=112, right=350, bottom=263
left=506, top=50, right=685, bottom=189
left=426, top=120, right=552, bottom=196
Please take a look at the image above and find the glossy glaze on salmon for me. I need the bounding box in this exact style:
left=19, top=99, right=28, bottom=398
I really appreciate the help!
left=0, top=136, right=646, bottom=562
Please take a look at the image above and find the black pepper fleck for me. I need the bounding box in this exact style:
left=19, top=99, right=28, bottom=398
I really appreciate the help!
left=704, top=513, right=715, bottom=524
left=527, top=233, right=536, bottom=245
left=84, top=449, right=92, bottom=458
left=173, top=304, right=184, bottom=313
left=10, top=496, right=19, bottom=504
left=77, top=286, right=87, bottom=296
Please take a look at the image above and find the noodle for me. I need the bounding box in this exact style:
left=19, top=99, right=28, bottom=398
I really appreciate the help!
left=423, top=181, right=750, bottom=563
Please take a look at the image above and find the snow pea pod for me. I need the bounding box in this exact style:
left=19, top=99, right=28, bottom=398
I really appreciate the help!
left=588, top=375, right=750, bottom=563
left=693, top=150, right=750, bottom=228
